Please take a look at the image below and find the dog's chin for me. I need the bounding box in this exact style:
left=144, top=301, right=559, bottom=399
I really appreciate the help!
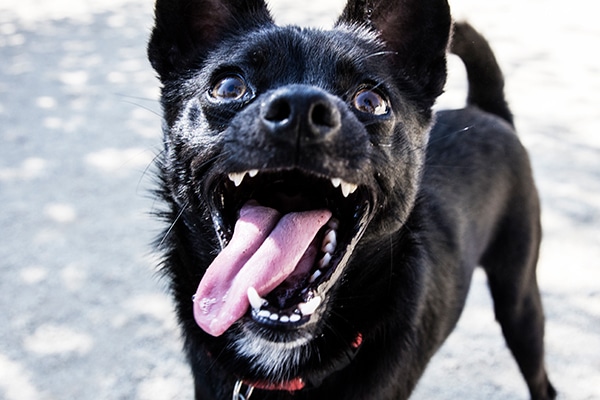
left=226, top=309, right=362, bottom=389
left=230, top=320, right=317, bottom=381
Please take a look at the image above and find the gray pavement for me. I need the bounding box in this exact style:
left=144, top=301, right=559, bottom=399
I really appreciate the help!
left=1, top=0, right=598, bottom=399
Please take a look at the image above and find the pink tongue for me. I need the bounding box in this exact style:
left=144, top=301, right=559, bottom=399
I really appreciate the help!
left=193, top=202, right=331, bottom=337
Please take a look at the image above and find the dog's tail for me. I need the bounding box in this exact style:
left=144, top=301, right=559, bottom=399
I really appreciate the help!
left=450, top=22, right=514, bottom=126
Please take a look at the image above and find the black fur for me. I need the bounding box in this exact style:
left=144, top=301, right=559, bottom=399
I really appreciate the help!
left=148, top=1, right=555, bottom=398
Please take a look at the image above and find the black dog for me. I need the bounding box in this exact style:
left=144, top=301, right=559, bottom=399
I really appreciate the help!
left=148, top=0, right=556, bottom=399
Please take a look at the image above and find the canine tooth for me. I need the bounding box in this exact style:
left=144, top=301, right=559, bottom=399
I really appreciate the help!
left=309, top=269, right=322, bottom=283
left=228, top=172, right=247, bottom=187
left=248, top=169, right=259, bottom=177
left=340, top=181, right=358, bottom=197
left=247, top=287, right=267, bottom=311
left=280, top=315, right=290, bottom=323
left=319, top=253, right=332, bottom=269
left=330, top=178, right=341, bottom=188
left=298, top=296, right=322, bottom=316
left=289, top=314, right=301, bottom=323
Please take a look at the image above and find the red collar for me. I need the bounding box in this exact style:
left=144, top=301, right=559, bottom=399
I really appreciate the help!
left=233, top=378, right=304, bottom=399
left=245, top=377, right=305, bottom=392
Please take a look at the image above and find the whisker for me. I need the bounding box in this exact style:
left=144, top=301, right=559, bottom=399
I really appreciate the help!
left=116, top=93, right=162, bottom=118
left=137, top=148, right=165, bottom=194
left=357, top=50, right=398, bottom=63
left=408, top=124, right=474, bottom=156
left=158, top=202, right=188, bottom=248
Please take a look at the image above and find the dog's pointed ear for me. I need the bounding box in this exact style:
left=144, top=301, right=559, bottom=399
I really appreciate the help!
left=337, top=0, right=451, bottom=109
left=148, top=0, right=273, bottom=80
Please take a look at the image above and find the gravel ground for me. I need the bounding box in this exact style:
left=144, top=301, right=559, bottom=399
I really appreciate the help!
left=1, top=0, right=598, bottom=399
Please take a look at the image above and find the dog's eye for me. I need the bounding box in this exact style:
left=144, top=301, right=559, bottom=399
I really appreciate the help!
left=352, top=88, right=388, bottom=116
left=211, top=75, right=248, bottom=101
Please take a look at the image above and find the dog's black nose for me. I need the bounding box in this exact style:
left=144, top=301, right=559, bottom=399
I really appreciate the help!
left=261, top=86, right=342, bottom=144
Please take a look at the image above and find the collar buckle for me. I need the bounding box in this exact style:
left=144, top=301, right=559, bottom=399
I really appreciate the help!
left=233, top=380, right=254, bottom=400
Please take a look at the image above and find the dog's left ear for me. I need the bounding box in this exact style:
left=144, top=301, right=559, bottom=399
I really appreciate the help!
left=337, top=0, right=451, bottom=109
left=148, top=0, right=273, bottom=81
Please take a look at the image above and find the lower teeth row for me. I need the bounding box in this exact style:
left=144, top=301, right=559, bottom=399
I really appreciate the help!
left=254, top=309, right=302, bottom=324
left=250, top=295, right=323, bottom=324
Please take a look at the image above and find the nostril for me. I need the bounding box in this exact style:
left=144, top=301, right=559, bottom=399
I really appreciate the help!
left=264, top=98, right=292, bottom=123
left=310, top=102, right=339, bottom=128
left=309, top=103, right=338, bottom=128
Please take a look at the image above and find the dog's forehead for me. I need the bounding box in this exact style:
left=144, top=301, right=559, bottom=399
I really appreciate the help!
left=257, top=24, right=382, bottom=55
left=206, top=24, right=386, bottom=85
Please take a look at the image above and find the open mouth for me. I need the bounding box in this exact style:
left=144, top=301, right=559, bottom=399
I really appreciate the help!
left=193, top=168, right=372, bottom=337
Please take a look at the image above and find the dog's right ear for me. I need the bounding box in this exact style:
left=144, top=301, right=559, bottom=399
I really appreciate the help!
left=148, top=0, right=273, bottom=81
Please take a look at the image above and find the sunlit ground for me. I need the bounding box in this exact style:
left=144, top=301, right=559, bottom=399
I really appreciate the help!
left=1, top=0, right=598, bottom=399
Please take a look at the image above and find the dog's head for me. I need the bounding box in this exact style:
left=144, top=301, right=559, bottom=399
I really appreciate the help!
left=149, top=0, right=450, bottom=391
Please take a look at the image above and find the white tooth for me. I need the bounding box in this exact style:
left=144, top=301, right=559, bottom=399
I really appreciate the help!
left=323, top=242, right=335, bottom=254
left=228, top=172, right=247, bottom=187
left=248, top=169, right=259, bottom=177
left=325, top=229, right=337, bottom=244
left=257, top=310, right=271, bottom=319
left=319, top=253, right=332, bottom=268
left=280, top=315, right=290, bottom=323
left=298, top=296, right=322, bottom=316
left=321, top=229, right=337, bottom=253
left=340, top=181, right=358, bottom=197
left=289, top=314, right=301, bottom=323
left=269, top=313, right=279, bottom=321
left=309, top=269, right=322, bottom=283
left=247, top=287, right=266, bottom=311
left=331, top=178, right=341, bottom=188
